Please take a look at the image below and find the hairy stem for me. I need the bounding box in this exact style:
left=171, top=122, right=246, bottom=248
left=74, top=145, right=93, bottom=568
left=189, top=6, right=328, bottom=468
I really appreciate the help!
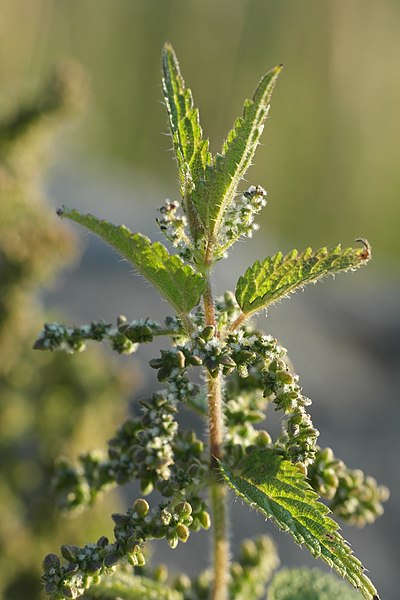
left=207, top=371, right=223, bottom=469
left=229, top=311, right=247, bottom=332
left=210, top=482, right=229, bottom=600
left=204, top=267, right=230, bottom=600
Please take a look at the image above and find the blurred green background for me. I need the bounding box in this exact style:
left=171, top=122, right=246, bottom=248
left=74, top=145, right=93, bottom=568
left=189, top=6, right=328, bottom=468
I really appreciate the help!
left=2, top=0, right=400, bottom=262
left=0, top=1, right=399, bottom=599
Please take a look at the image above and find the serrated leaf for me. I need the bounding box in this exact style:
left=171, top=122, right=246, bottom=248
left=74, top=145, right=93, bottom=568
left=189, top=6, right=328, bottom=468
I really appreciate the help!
left=58, top=207, right=205, bottom=314
left=162, top=43, right=211, bottom=238
left=236, top=242, right=371, bottom=316
left=191, top=65, right=281, bottom=239
left=82, top=572, right=183, bottom=600
left=267, top=568, right=360, bottom=600
left=219, top=449, right=379, bottom=600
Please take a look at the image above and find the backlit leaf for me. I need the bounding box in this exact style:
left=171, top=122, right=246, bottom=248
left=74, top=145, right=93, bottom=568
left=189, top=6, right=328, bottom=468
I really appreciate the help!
left=192, top=65, right=281, bottom=240
left=58, top=207, right=205, bottom=315
left=162, top=43, right=211, bottom=239
left=236, top=242, right=371, bottom=316
left=219, top=449, right=379, bottom=600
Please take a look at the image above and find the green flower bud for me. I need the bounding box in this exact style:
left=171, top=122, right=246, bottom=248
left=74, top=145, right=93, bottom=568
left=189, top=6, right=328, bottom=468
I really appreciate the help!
left=42, top=553, right=61, bottom=571
left=149, top=358, right=163, bottom=369
left=190, top=517, right=201, bottom=532
left=60, top=545, right=79, bottom=563
left=295, top=462, right=308, bottom=476
left=242, top=539, right=257, bottom=563
left=220, top=355, right=236, bottom=367
left=135, top=548, right=146, bottom=566
left=187, top=354, right=203, bottom=366
left=256, top=430, right=272, bottom=446
left=276, top=370, right=293, bottom=384
left=176, top=350, right=186, bottom=369
left=157, top=367, right=170, bottom=382
left=231, top=563, right=244, bottom=579
left=235, top=350, right=257, bottom=363
left=127, top=552, right=138, bottom=567
left=174, top=574, right=191, bottom=591
left=44, top=581, right=58, bottom=594
left=153, top=564, right=169, bottom=582
left=167, top=530, right=179, bottom=549
left=86, top=559, right=102, bottom=574
left=104, top=552, right=120, bottom=568
left=128, top=544, right=146, bottom=567
left=176, top=523, right=190, bottom=542
left=198, top=510, right=211, bottom=530
left=133, top=498, right=150, bottom=517
left=175, top=501, right=192, bottom=519
left=196, top=336, right=207, bottom=350
left=140, top=480, right=154, bottom=495
left=111, top=513, right=130, bottom=527
left=96, top=536, right=109, bottom=548
left=200, top=325, right=215, bottom=341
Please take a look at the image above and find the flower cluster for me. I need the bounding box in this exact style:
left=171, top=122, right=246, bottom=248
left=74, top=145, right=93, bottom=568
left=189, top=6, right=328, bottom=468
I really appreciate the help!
left=33, top=316, right=184, bottom=354
left=171, top=535, right=279, bottom=600
left=308, top=447, right=390, bottom=526
left=229, top=536, right=280, bottom=600
left=54, top=392, right=179, bottom=509
left=149, top=347, right=201, bottom=402
left=224, top=330, right=319, bottom=467
left=156, top=200, right=192, bottom=260
left=41, top=498, right=204, bottom=600
left=218, top=185, right=267, bottom=257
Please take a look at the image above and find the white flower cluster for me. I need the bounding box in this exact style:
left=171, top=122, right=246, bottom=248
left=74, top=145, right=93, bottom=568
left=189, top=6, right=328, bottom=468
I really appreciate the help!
left=221, top=185, right=267, bottom=248
left=156, top=200, right=192, bottom=260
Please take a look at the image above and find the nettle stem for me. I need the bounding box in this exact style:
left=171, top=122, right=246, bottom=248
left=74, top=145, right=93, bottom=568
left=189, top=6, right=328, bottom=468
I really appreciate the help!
left=204, top=259, right=230, bottom=600
left=229, top=311, right=247, bottom=332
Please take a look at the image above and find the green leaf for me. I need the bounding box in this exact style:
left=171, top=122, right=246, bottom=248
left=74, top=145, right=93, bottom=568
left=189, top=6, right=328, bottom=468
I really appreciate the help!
left=219, top=449, right=379, bottom=600
left=267, top=568, right=361, bottom=600
left=192, top=65, right=281, bottom=240
left=236, top=241, right=371, bottom=316
left=58, top=207, right=205, bottom=315
left=162, top=43, right=211, bottom=239
left=161, top=46, right=280, bottom=252
left=82, top=572, right=183, bottom=600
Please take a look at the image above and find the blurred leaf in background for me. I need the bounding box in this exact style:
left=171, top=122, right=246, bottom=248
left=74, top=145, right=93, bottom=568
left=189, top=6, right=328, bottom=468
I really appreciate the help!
left=0, top=60, right=137, bottom=600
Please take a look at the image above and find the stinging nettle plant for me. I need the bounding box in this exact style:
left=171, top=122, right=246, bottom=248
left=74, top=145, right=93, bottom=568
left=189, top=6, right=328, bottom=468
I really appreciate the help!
left=35, top=44, right=389, bottom=600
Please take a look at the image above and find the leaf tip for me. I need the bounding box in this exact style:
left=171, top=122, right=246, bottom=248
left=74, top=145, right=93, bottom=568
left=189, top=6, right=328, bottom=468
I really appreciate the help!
left=162, top=41, right=174, bottom=55
left=355, top=238, right=371, bottom=261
